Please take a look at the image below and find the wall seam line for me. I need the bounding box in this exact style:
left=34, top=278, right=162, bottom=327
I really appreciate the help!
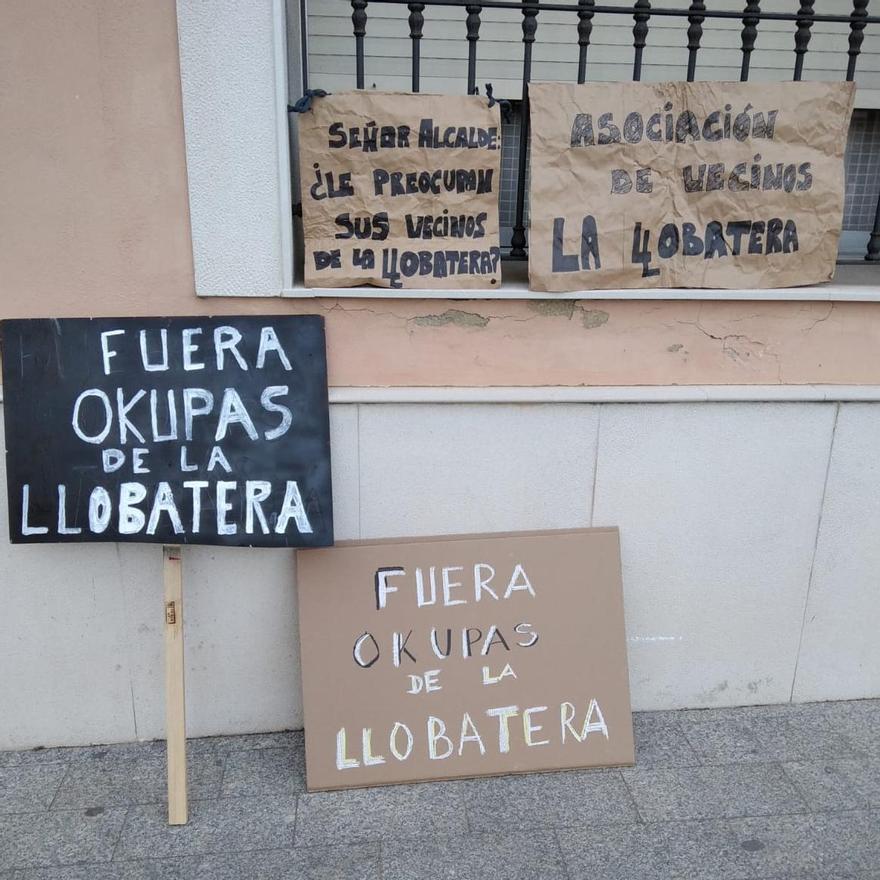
left=788, top=401, right=840, bottom=703
left=114, top=544, right=140, bottom=740
left=589, top=405, right=602, bottom=528
left=356, top=403, right=362, bottom=539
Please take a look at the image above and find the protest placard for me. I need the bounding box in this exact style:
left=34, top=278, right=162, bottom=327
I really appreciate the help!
left=298, top=91, right=502, bottom=290
left=528, top=81, right=855, bottom=291
left=297, top=529, right=633, bottom=790
left=1, top=316, right=333, bottom=547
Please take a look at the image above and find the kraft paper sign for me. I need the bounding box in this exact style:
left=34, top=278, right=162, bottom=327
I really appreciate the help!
left=297, top=91, right=502, bottom=290
left=0, top=317, right=333, bottom=547
left=296, top=528, right=634, bottom=791
left=528, top=81, right=855, bottom=291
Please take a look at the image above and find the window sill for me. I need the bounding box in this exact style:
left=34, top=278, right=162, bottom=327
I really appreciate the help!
left=271, top=262, right=880, bottom=301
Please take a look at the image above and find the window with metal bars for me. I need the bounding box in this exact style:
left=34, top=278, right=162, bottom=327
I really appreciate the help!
left=297, top=0, right=880, bottom=265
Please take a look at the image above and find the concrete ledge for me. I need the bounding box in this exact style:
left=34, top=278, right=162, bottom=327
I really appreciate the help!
left=328, top=386, right=880, bottom=404
left=3, top=386, right=880, bottom=405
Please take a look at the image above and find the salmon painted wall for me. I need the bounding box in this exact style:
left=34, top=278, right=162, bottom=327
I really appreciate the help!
left=3, top=0, right=880, bottom=388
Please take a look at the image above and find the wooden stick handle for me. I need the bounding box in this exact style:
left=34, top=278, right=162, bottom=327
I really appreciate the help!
left=163, top=544, right=188, bottom=825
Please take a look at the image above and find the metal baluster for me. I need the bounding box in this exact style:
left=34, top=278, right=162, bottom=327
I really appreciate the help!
left=577, top=0, right=595, bottom=84
left=408, top=3, right=425, bottom=92
left=847, top=0, right=869, bottom=81
left=793, top=0, right=815, bottom=81
left=632, top=0, right=651, bottom=82
left=352, top=0, right=368, bottom=89
left=843, top=0, right=879, bottom=261
left=466, top=5, right=482, bottom=95
left=510, top=0, right=538, bottom=259
left=868, top=206, right=880, bottom=262
left=686, top=1, right=705, bottom=82
left=740, top=0, right=760, bottom=81
left=867, top=193, right=880, bottom=261
left=300, top=0, right=310, bottom=91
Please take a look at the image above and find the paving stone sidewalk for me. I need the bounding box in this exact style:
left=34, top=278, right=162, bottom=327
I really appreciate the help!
left=0, top=699, right=878, bottom=879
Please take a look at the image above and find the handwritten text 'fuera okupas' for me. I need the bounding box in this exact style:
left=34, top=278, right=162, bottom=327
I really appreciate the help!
left=555, top=101, right=816, bottom=278
left=20, top=326, right=314, bottom=540
left=335, top=561, right=610, bottom=771
left=308, top=118, right=500, bottom=287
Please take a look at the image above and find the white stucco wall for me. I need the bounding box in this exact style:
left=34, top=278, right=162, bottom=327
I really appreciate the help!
left=1, top=399, right=878, bottom=751
left=177, top=0, right=294, bottom=296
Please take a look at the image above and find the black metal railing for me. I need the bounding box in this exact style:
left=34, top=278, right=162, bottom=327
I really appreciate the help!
left=340, top=0, right=880, bottom=264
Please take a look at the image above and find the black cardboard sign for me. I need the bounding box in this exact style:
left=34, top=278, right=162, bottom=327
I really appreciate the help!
left=1, top=316, right=333, bottom=547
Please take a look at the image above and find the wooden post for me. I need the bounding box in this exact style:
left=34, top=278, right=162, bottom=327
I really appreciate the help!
left=163, top=545, right=188, bottom=825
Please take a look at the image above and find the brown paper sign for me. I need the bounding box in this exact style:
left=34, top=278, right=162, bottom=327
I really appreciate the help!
left=296, top=528, right=634, bottom=791
left=528, top=81, right=855, bottom=291
left=297, top=91, right=502, bottom=290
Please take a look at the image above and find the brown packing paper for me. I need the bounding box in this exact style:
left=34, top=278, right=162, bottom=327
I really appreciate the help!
left=296, top=528, right=634, bottom=791
left=297, top=91, right=502, bottom=290
left=527, top=81, right=856, bottom=291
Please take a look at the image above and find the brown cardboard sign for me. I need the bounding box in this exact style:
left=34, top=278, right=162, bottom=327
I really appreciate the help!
left=297, top=91, right=502, bottom=290
left=296, top=528, right=634, bottom=791
left=528, top=81, right=855, bottom=291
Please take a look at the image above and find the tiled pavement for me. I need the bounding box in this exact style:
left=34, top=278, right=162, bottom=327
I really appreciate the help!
left=0, top=700, right=878, bottom=878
